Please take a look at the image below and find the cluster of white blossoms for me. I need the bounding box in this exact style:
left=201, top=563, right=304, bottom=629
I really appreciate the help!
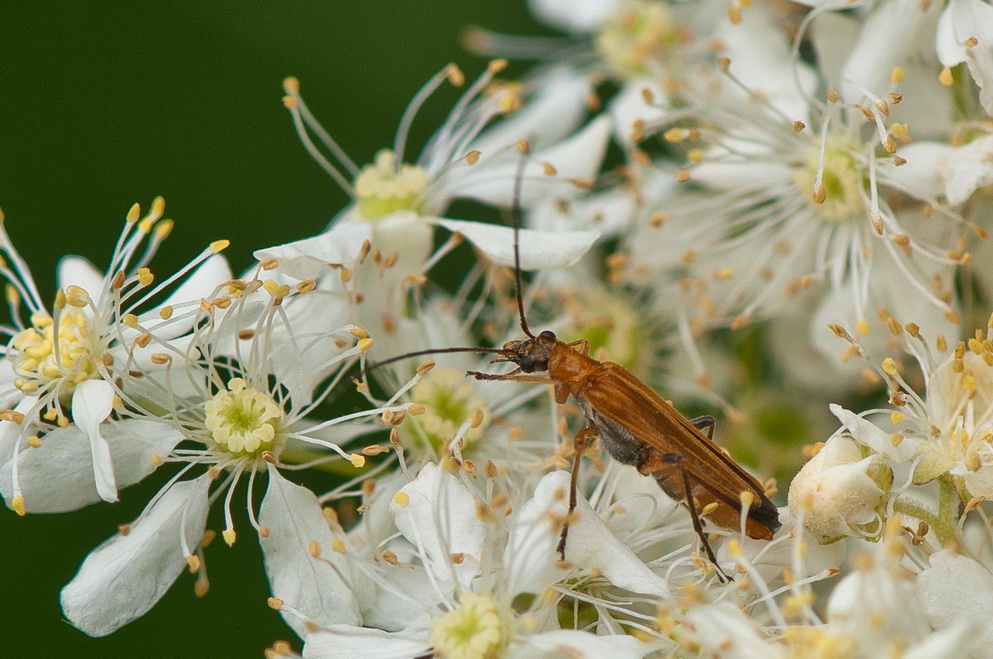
left=9, top=0, right=993, bottom=657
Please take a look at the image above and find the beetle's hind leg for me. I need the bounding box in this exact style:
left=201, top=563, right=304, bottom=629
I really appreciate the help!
left=661, top=453, right=733, bottom=584
left=557, top=424, right=598, bottom=561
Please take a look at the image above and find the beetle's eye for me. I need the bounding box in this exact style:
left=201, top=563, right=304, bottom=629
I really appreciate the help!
left=539, top=330, right=556, bottom=341
left=520, top=356, right=533, bottom=373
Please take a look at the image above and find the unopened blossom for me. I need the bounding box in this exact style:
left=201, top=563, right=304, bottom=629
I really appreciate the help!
left=0, top=199, right=230, bottom=514
left=788, top=434, right=893, bottom=542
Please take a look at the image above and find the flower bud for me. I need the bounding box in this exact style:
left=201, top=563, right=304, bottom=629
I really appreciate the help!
left=788, top=435, right=892, bottom=542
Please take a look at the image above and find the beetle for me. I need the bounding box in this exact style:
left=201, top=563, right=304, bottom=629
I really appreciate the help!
left=369, top=142, right=781, bottom=580
left=469, top=328, right=781, bottom=578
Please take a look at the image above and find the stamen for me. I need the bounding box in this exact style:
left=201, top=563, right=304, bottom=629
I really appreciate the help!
left=282, top=78, right=356, bottom=195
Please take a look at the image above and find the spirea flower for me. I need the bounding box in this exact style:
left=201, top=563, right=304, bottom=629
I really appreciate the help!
left=56, top=263, right=419, bottom=637
left=0, top=198, right=230, bottom=514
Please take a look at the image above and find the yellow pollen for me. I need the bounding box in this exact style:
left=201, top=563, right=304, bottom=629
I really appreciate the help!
left=11, top=308, right=98, bottom=398
left=203, top=378, right=285, bottom=457
left=64, top=286, right=89, bottom=308
left=393, top=491, right=410, bottom=506
left=429, top=593, right=503, bottom=659
left=223, top=528, right=237, bottom=546
left=153, top=219, right=174, bottom=240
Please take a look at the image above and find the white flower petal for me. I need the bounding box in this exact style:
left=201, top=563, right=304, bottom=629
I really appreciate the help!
left=881, top=141, right=952, bottom=201
left=57, top=256, right=106, bottom=306
left=829, top=404, right=919, bottom=462
left=391, top=462, right=484, bottom=592
left=810, top=12, right=861, bottom=92
left=517, top=629, right=651, bottom=659
left=506, top=471, right=670, bottom=598
left=684, top=602, right=785, bottom=659
left=937, top=0, right=993, bottom=114
left=0, top=398, right=35, bottom=468
left=303, top=624, right=431, bottom=659
left=134, top=254, right=233, bottom=339
left=465, top=69, right=593, bottom=160
left=60, top=474, right=211, bottom=636
left=260, top=468, right=363, bottom=636
left=526, top=0, right=618, bottom=34
left=449, top=116, right=612, bottom=207
left=942, top=135, right=993, bottom=204
left=72, top=379, right=118, bottom=503
left=691, top=159, right=794, bottom=191
left=608, top=78, right=668, bottom=146
left=918, top=548, right=993, bottom=654
left=840, top=0, right=940, bottom=104
left=717, top=6, right=816, bottom=122
left=254, top=220, right=374, bottom=281
left=0, top=419, right=181, bottom=513
left=435, top=219, right=599, bottom=271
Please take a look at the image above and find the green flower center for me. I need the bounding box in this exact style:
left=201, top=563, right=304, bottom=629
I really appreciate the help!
left=204, top=378, right=285, bottom=457
left=429, top=592, right=504, bottom=659
left=794, top=140, right=866, bottom=221
left=353, top=149, right=429, bottom=219
left=411, top=368, right=490, bottom=453
left=595, top=0, right=678, bottom=79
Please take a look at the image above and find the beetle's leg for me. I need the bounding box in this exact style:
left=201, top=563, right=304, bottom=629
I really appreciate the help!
left=567, top=339, right=591, bottom=357
left=557, top=424, right=598, bottom=560
left=690, top=415, right=716, bottom=441
left=661, top=453, right=732, bottom=584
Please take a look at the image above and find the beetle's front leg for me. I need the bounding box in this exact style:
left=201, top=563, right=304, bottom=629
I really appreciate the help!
left=557, top=424, right=598, bottom=561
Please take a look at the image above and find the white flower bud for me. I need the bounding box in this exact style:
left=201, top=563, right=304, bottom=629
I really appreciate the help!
left=788, top=435, right=893, bottom=542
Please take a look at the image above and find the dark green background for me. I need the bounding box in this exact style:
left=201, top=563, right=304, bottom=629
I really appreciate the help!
left=1, top=3, right=538, bottom=655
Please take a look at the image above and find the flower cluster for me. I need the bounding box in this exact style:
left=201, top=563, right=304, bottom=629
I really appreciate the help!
left=9, top=0, right=993, bottom=657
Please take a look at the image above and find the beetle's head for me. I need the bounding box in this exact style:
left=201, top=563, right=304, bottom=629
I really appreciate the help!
left=499, top=330, right=557, bottom=373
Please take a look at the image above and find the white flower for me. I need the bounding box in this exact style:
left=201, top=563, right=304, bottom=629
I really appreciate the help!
left=912, top=349, right=993, bottom=500
left=0, top=199, right=229, bottom=514
left=263, top=66, right=606, bottom=358
left=283, top=464, right=668, bottom=656
left=824, top=530, right=970, bottom=659
left=623, top=3, right=963, bottom=368
left=57, top=268, right=412, bottom=636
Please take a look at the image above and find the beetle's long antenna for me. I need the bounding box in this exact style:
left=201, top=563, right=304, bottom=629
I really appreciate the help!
left=512, top=139, right=534, bottom=339
left=364, top=346, right=511, bottom=381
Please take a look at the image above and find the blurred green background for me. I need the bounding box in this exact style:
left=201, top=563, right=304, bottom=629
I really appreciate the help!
left=0, top=3, right=537, bottom=655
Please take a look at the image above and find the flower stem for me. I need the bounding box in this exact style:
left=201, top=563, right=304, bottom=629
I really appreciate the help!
left=892, top=477, right=958, bottom=545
